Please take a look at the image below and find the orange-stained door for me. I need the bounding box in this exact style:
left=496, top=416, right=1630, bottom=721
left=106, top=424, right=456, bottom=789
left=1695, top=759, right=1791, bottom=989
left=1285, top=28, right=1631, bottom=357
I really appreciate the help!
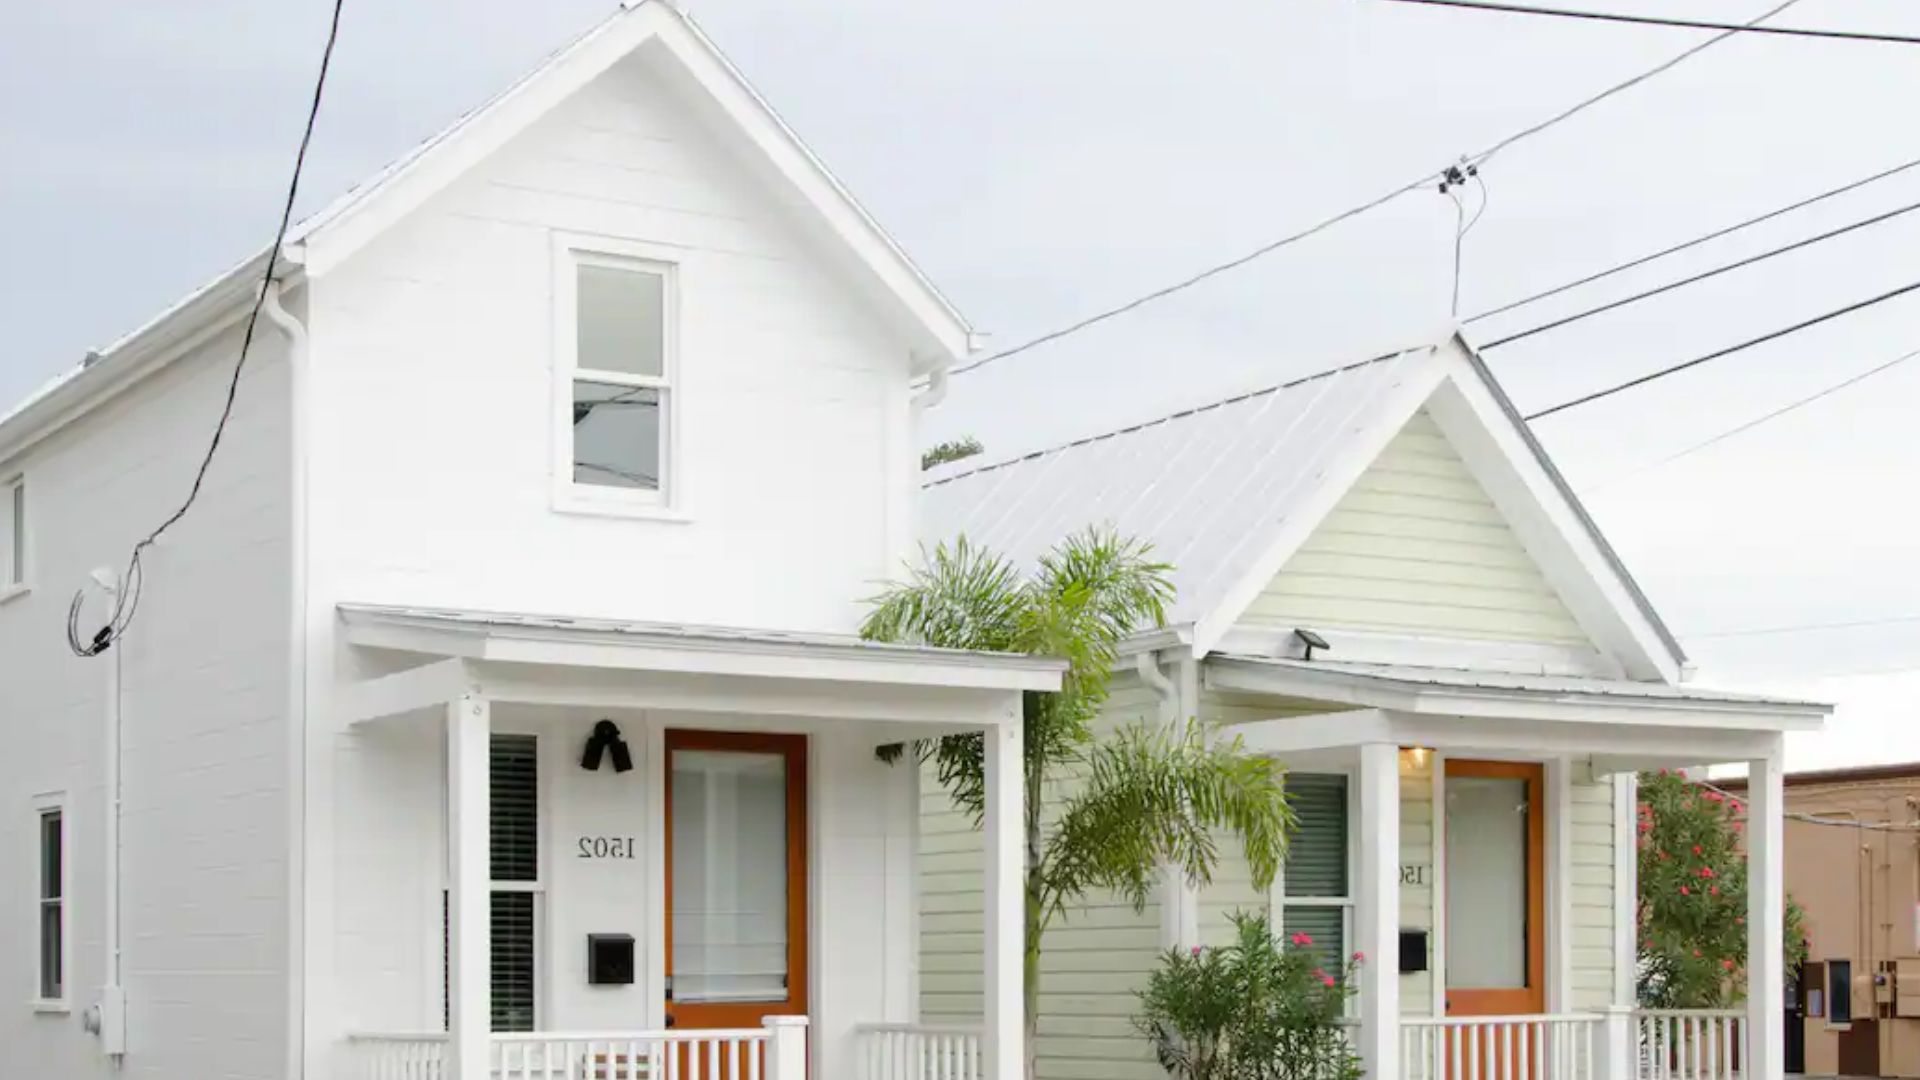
left=1443, top=760, right=1547, bottom=1076
left=664, top=730, right=809, bottom=1034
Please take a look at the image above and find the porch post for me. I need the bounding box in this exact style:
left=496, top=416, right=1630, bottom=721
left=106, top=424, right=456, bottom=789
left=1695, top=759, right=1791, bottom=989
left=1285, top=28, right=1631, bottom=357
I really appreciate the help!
left=1746, top=743, right=1786, bottom=1080
left=447, top=695, right=491, bottom=1080
left=982, top=706, right=1025, bottom=1080
left=1357, top=743, right=1401, bottom=1080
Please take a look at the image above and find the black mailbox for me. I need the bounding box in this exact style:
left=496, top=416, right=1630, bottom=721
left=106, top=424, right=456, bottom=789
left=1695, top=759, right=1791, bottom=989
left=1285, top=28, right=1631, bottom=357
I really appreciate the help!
left=1399, top=929, right=1428, bottom=974
left=588, top=934, right=635, bottom=986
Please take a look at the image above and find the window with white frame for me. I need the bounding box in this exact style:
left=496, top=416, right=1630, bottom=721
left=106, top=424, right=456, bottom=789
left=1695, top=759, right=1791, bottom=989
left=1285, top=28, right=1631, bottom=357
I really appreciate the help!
left=443, top=734, right=542, bottom=1032
left=1272, top=773, right=1352, bottom=971
left=35, top=798, right=65, bottom=1005
left=2, top=474, right=25, bottom=591
left=562, top=249, right=674, bottom=501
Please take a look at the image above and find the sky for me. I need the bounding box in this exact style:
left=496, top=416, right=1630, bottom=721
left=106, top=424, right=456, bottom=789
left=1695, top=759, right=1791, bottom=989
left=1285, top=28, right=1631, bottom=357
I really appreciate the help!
left=3, top=0, right=1918, bottom=767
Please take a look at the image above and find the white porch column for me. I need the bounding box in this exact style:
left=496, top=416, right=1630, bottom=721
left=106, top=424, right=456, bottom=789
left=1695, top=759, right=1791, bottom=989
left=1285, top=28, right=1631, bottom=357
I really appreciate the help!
left=982, top=709, right=1025, bottom=1080
left=1746, top=744, right=1786, bottom=1080
left=1357, top=743, right=1401, bottom=1080
left=447, top=695, right=491, bottom=1080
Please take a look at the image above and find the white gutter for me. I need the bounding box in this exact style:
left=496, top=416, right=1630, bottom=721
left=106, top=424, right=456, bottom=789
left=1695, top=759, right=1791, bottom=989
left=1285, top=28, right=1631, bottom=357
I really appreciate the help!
left=260, top=280, right=309, bottom=1080
left=911, top=363, right=949, bottom=412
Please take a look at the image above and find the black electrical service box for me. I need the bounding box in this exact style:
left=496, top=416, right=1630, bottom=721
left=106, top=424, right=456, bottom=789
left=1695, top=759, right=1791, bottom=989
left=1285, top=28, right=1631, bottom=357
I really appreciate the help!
left=1399, top=930, right=1428, bottom=974
left=588, top=933, right=636, bottom=986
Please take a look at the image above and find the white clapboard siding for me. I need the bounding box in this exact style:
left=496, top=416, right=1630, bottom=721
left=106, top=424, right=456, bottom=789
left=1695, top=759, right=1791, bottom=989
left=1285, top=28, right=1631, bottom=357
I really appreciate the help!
left=1236, top=410, right=1591, bottom=647
left=919, top=678, right=1165, bottom=1080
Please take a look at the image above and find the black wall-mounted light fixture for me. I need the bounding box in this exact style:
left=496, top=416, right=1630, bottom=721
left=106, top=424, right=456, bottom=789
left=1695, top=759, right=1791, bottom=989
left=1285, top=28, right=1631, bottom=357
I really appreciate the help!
left=1293, top=628, right=1330, bottom=661
left=581, top=719, right=634, bottom=773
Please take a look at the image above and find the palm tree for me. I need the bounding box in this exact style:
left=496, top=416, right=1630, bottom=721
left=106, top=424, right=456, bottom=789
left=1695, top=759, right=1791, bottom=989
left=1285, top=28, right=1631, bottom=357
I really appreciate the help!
left=863, top=529, right=1295, bottom=1080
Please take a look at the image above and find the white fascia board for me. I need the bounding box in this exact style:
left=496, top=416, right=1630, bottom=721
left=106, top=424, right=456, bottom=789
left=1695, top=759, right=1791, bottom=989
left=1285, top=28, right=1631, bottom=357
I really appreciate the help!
left=0, top=253, right=295, bottom=463
left=1190, top=348, right=1449, bottom=658
left=1426, top=338, right=1685, bottom=682
left=1204, top=658, right=1827, bottom=733
left=298, top=3, right=969, bottom=364
left=340, top=614, right=1064, bottom=692
left=1220, top=709, right=1395, bottom=754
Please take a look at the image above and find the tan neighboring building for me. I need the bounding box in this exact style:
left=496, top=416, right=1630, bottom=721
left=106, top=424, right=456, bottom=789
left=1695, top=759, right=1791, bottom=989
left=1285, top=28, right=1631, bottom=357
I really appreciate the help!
left=1740, top=764, right=1920, bottom=1077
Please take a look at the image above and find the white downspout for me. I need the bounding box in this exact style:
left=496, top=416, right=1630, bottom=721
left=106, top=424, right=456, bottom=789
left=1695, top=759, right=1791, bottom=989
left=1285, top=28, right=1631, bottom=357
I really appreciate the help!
left=911, top=364, right=949, bottom=413
left=97, top=569, right=127, bottom=1058
left=1138, top=651, right=1201, bottom=948
left=260, top=280, right=309, bottom=1080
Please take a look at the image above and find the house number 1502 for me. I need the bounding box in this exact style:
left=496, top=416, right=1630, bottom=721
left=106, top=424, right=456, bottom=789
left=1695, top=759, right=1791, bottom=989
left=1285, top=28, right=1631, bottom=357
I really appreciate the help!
left=577, top=837, right=637, bottom=859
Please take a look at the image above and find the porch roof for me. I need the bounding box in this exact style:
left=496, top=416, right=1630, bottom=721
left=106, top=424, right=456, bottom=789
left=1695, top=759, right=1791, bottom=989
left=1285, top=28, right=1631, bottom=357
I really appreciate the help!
left=337, top=603, right=1064, bottom=730
left=1206, top=656, right=1827, bottom=766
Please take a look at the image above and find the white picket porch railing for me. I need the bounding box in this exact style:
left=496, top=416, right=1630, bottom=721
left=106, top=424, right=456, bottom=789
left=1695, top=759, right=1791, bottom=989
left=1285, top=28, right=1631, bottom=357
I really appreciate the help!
left=346, top=1020, right=803, bottom=1080
left=853, top=1023, right=984, bottom=1080
left=1634, top=1010, right=1745, bottom=1080
left=344, top=1032, right=450, bottom=1080
left=1402, top=1014, right=1602, bottom=1080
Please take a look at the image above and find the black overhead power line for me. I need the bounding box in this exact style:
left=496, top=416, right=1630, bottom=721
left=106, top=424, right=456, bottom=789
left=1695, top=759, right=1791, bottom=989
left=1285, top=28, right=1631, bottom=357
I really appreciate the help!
left=946, top=0, right=1804, bottom=378
left=1689, top=612, right=1920, bottom=640
left=1468, top=152, right=1920, bottom=322
left=1479, top=195, right=1920, bottom=349
left=1377, top=0, right=1920, bottom=46
left=68, top=0, right=347, bottom=659
left=1524, top=277, right=1920, bottom=420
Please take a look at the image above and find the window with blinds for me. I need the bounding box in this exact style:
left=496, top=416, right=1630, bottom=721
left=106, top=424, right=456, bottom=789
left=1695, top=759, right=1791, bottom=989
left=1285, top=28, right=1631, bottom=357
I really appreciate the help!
left=1277, top=773, right=1350, bottom=971
left=447, top=735, right=541, bottom=1032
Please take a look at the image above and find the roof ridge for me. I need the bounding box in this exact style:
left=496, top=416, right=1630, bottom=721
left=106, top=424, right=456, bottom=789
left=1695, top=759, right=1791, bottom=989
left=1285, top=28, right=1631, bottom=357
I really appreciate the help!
left=923, top=346, right=1418, bottom=489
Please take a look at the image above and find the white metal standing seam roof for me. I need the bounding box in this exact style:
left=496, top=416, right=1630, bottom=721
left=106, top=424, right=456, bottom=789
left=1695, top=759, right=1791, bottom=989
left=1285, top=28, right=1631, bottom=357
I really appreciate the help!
left=919, top=346, right=1431, bottom=627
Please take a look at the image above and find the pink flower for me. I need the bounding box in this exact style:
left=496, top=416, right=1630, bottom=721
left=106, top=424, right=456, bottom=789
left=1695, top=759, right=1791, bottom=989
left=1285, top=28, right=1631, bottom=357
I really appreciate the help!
left=1699, top=867, right=1715, bottom=879
left=1352, top=951, right=1366, bottom=964
left=1710, top=886, right=1720, bottom=896
left=1693, top=949, right=1703, bottom=958
left=1659, top=768, right=1670, bottom=776
left=1680, top=886, right=1691, bottom=896
left=1692, top=845, right=1703, bottom=856
left=1290, top=931, right=1314, bottom=948
left=1722, top=959, right=1735, bottom=971
left=1730, top=799, right=1744, bottom=813
left=1735, top=917, right=1744, bottom=926
left=1313, top=968, right=1335, bottom=987
left=1191, top=946, right=1204, bottom=956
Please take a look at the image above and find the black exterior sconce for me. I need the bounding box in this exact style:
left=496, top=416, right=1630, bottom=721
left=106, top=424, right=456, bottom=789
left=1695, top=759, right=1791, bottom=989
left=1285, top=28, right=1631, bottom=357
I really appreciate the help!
left=581, top=719, right=633, bottom=773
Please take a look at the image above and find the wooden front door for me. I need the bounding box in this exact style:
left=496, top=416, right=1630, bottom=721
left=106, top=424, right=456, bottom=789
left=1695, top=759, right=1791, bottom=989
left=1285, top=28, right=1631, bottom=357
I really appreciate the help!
left=1443, top=760, right=1546, bottom=1076
left=664, top=730, right=808, bottom=1032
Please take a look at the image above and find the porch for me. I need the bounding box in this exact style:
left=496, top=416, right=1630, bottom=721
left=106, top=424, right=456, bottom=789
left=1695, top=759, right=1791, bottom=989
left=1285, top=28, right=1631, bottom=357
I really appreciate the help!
left=326, top=605, right=1061, bottom=1080
left=1207, top=655, right=1826, bottom=1080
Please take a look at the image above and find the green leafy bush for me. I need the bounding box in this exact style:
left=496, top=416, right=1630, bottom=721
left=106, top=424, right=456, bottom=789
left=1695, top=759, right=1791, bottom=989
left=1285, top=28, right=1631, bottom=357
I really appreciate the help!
left=1136, top=912, right=1363, bottom=1080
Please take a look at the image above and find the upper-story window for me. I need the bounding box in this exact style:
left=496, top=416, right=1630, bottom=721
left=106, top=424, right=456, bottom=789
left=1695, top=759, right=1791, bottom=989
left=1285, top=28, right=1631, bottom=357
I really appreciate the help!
left=555, top=239, right=677, bottom=513
left=1, top=474, right=25, bottom=594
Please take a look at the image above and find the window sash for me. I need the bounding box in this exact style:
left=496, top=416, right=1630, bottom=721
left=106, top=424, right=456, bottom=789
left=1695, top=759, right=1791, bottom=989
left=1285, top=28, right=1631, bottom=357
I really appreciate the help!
left=559, top=246, right=676, bottom=503
left=36, top=807, right=63, bottom=1002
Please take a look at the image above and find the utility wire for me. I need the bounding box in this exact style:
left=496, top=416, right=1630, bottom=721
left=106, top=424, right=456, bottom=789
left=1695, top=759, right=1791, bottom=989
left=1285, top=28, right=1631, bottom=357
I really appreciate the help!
left=1524, top=276, right=1920, bottom=421
left=948, top=0, right=1801, bottom=378
left=68, top=0, right=346, bottom=658
left=1468, top=152, right=1920, bottom=323
left=1589, top=344, right=1920, bottom=488
left=1481, top=196, right=1920, bottom=349
left=1376, top=0, right=1920, bottom=46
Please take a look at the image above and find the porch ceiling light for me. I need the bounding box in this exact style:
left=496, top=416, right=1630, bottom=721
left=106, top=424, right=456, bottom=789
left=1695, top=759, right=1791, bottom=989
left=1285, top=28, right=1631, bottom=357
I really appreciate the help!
left=582, top=719, right=634, bottom=773
left=1293, top=628, right=1330, bottom=661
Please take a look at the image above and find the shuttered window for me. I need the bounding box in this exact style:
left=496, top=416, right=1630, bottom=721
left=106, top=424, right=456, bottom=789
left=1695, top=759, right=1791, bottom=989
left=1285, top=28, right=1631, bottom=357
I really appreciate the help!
left=1276, top=773, right=1351, bottom=971
left=446, top=734, right=541, bottom=1032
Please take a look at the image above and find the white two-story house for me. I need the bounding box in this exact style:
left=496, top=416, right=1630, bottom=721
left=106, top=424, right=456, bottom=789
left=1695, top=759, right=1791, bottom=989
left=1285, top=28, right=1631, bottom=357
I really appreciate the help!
left=0, top=4, right=1047, bottom=1078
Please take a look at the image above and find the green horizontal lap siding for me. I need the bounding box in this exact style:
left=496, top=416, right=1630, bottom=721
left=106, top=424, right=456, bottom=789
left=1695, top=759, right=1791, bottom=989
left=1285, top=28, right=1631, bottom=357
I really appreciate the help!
left=1238, top=410, right=1591, bottom=646
left=918, top=679, right=1165, bottom=1080
left=1570, top=778, right=1617, bottom=1010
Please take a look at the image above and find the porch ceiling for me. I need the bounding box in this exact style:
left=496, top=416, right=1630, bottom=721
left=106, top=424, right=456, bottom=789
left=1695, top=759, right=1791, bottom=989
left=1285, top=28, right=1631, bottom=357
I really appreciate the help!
left=336, top=603, right=1063, bottom=727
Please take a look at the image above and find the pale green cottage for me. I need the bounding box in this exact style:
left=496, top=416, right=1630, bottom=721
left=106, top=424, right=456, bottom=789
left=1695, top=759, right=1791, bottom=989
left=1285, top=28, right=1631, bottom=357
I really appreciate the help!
left=911, top=333, right=1825, bottom=1080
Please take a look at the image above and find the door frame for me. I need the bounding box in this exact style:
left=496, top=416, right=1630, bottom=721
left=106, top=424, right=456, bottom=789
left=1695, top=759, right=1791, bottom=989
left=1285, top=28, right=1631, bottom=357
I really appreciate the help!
left=1443, top=758, right=1546, bottom=1017
left=663, top=729, right=810, bottom=1029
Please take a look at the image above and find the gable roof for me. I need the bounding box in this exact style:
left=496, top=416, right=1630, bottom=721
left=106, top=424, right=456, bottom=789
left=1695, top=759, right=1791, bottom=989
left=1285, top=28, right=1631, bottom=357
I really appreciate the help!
left=919, top=333, right=1689, bottom=681
left=1, top=0, right=970, bottom=460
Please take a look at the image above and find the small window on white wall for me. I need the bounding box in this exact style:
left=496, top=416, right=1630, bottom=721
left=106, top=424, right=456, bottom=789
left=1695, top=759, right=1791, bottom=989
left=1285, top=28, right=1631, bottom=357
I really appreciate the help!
left=34, top=796, right=67, bottom=1007
left=2, top=475, right=25, bottom=592
left=559, top=244, right=675, bottom=508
